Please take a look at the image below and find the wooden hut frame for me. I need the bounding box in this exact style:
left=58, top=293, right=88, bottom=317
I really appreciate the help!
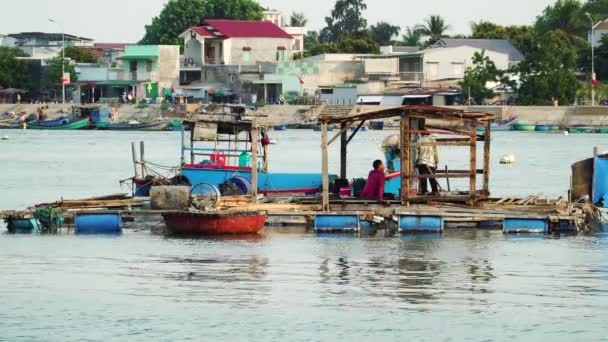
left=319, top=106, right=495, bottom=211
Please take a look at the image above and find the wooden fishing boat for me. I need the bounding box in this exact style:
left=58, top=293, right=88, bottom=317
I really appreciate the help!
left=370, top=121, right=385, bottom=130
left=29, top=116, right=68, bottom=127
left=535, top=124, right=553, bottom=132
left=568, top=126, right=596, bottom=134
left=466, top=117, right=517, bottom=131
left=28, top=117, right=91, bottom=130
left=274, top=125, right=287, bottom=131
left=96, top=120, right=168, bottom=131
left=596, top=128, right=608, bottom=134
left=162, top=210, right=267, bottom=235
left=513, top=122, right=536, bottom=131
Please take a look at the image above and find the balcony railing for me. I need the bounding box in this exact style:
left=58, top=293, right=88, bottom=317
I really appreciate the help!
left=205, top=57, right=225, bottom=65
left=109, top=71, right=158, bottom=82
left=181, top=58, right=202, bottom=69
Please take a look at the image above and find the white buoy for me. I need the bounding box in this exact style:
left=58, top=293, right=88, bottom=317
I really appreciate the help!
left=269, top=139, right=278, bottom=145
left=563, top=131, right=569, bottom=136
left=500, top=153, right=515, bottom=164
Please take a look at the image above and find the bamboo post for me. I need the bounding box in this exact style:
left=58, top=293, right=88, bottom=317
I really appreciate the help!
left=482, top=124, right=491, bottom=196
left=139, top=141, right=145, bottom=178
left=400, top=113, right=410, bottom=205
left=190, top=125, right=195, bottom=164
left=469, top=124, right=478, bottom=205
left=251, top=126, right=259, bottom=203
left=340, top=122, right=347, bottom=179
left=180, top=126, right=186, bottom=165
left=592, top=146, right=598, bottom=203
left=131, top=142, right=140, bottom=179
left=321, top=120, right=330, bottom=211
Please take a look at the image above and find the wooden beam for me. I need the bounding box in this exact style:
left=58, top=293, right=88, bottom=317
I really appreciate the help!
left=483, top=124, right=491, bottom=196
left=328, top=121, right=351, bottom=146
left=469, top=124, right=477, bottom=205
left=347, top=120, right=366, bottom=144
left=321, top=121, right=330, bottom=211
left=139, top=141, right=146, bottom=178
left=340, top=122, right=347, bottom=179
left=131, top=142, right=139, bottom=179
left=402, top=129, right=471, bottom=136
left=251, top=126, right=259, bottom=203
left=400, top=114, right=410, bottom=205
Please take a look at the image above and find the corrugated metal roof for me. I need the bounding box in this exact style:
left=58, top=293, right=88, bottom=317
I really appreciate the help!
left=202, top=20, right=293, bottom=39
left=434, top=39, right=524, bottom=61
left=191, top=26, right=214, bottom=37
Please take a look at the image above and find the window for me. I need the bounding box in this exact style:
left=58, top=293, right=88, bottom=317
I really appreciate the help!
left=321, top=89, right=334, bottom=95
left=427, top=62, right=438, bottom=76
left=295, top=39, right=301, bottom=51
left=277, top=46, right=287, bottom=61
left=243, top=50, right=251, bottom=62
left=146, top=61, right=153, bottom=72
left=452, top=62, right=464, bottom=76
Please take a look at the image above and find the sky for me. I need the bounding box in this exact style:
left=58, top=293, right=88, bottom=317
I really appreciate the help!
left=0, top=0, right=556, bottom=43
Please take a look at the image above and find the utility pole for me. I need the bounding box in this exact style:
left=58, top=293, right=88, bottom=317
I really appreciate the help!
left=49, top=18, right=66, bottom=104
left=587, top=13, right=596, bottom=106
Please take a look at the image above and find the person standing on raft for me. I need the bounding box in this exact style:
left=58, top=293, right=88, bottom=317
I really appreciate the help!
left=416, top=133, right=440, bottom=194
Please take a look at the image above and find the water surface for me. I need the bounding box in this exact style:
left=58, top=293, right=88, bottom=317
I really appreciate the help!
left=1, top=129, right=608, bottom=341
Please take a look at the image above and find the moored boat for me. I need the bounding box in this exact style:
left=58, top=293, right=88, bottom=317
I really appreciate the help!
left=370, top=121, right=385, bottom=130
left=162, top=210, right=267, bottom=235
left=27, top=117, right=91, bottom=130
left=465, top=117, right=517, bottom=131
left=96, top=120, right=168, bottom=131
left=274, top=125, right=287, bottom=131
left=535, top=124, right=553, bottom=132
left=568, top=126, right=595, bottom=133
left=513, top=122, right=536, bottom=131
left=596, top=127, right=608, bottom=134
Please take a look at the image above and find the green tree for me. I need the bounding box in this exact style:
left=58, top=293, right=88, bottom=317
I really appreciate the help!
left=42, top=56, right=78, bottom=99
left=304, top=31, right=319, bottom=51
left=516, top=29, right=579, bottom=105
left=400, top=26, right=422, bottom=46
left=582, top=0, right=608, bottom=23
left=459, top=51, right=511, bottom=104
left=369, top=22, right=400, bottom=45
left=593, top=34, right=608, bottom=80
left=416, top=15, right=450, bottom=45
left=470, top=21, right=535, bottom=55
left=0, top=47, right=30, bottom=89
left=63, top=46, right=97, bottom=63
left=140, top=0, right=264, bottom=45
left=534, top=0, right=586, bottom=37
left=323, top=0, right=368, bottom=43
left=337, top=31, right=380, bottom=53
left=290, top=12, right=308, bottom=27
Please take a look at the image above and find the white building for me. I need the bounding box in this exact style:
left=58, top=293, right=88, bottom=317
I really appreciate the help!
left=263, top=9, right=305, bottom=52
left=589, top=19, right=608, bottom=47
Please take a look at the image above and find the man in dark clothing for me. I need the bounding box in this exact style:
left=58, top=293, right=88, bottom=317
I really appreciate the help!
left=360, top=160, right=385, bottom=201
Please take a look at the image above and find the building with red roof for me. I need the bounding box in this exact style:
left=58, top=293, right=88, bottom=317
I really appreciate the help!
left=179, top=19, right=294, bottom=66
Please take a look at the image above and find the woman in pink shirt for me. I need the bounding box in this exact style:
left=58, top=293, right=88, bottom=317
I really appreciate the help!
left=360, top=160, right=385, bottom=201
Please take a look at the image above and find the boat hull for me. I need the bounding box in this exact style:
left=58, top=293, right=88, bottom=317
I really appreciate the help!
left=568, top=127, right=595, bottom=133
left=97, top=121, right=168, bottom=131
left=535, top=125, right=553, bottom=131
left=28, top=118, right=91, bottom=130
left=181, top=165, right=323, bottom=194
left=163, top=211, right=266, bottom=235
left=513, top=123, right=535, bottom=131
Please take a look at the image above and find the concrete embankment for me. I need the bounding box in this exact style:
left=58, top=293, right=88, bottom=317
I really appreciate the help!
left=2, top=103, right=608, bottom=127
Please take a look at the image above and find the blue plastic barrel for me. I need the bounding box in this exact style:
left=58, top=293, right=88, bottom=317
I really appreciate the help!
left=74, top=213, right=122, bottom=235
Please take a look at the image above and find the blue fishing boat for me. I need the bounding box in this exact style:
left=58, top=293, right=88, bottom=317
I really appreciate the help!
left=29, top=116, right=69, bottom=127
left=133, top=116, right=327, bottom=197
left=466, top=117, right=517, bottom=131
left=274, top=125, right=287, bottom=131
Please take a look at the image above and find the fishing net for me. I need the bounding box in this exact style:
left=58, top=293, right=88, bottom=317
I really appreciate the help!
left=34, top=207, right=62, bottom=233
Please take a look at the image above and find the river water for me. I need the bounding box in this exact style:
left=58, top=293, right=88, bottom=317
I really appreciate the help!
left=1, top=129, right=608, bottom=341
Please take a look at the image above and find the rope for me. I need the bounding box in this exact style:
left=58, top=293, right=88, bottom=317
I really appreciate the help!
left=34, top=207, right=62, bottom=233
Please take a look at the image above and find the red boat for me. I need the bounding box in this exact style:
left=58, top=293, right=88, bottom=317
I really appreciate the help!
left=162, top=210, right=267, bottom=235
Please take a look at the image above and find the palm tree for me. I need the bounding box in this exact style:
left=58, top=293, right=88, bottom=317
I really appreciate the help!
left=401, top=26, right=422, bottom=46
left=290, top=12, right=308, bottom=27
left=416, top=15, right=450, bottom=45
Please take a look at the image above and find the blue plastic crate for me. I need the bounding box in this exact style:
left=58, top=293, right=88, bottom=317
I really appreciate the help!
left=314, top=214, right=360, bottom=233
left=503, top=218, right=547, bottom=234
